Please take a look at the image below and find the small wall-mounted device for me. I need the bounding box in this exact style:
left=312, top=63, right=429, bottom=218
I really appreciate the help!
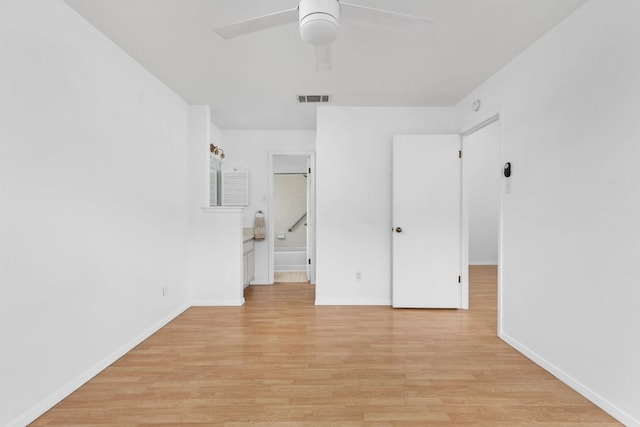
left=503, top=162, right=512, bottom=178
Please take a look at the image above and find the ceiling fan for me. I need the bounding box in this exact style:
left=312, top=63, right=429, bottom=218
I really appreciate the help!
left=213, top=0, right=430, bottom=71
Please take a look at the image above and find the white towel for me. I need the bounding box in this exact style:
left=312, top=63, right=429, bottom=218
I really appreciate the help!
left=254, top=215, right=266, bottom=240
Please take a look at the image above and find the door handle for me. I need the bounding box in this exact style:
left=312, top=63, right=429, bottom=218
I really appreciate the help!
left=395, top=227, right=403, bottom=233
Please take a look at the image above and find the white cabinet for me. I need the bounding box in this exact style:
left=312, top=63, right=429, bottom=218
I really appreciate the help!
left=243, top=238, right=255, bottom=287
left=248, top=250, right=255, bottom=283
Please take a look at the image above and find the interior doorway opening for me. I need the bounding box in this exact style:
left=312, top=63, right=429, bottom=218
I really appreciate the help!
left=268, top=153, right=315, bottom=285
left=462, top=115, right=502, bottom=330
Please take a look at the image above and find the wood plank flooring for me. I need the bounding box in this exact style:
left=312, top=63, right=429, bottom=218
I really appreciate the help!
left=274, top=271, right=309, bottom=283
left=32, top=266, right=619, bottom=426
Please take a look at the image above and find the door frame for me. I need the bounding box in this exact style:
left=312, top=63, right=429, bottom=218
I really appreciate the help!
left=268, top=151, right=316, bottom=285
left=461, top=110, right=504, bottom=333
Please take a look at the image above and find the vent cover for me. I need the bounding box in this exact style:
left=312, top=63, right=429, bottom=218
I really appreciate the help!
left=297, top=95, right=331, bottom=103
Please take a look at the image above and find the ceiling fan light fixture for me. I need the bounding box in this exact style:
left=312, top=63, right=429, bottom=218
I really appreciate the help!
left=213, top=0, right=430, bottom=72
left=300, top=17, right=338, bottom=45
left=299, top=0, right=340, bottom=46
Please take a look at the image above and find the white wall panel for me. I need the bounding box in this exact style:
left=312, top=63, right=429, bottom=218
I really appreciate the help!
left=315, top=107, right=457, bottom=305
left=0, top=1, right=190, bottom=424
left=456, top=1, right=640, bottom=424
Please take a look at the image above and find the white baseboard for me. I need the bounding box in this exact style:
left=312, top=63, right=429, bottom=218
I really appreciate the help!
left=9, top=303, right=190, bottom=427
left=500, top=332, right=639, bottom=427
left=315, top=298, right=391, bottom=306
left=469, top=262, right=498, bottom=266
left=191, top=298, right=245, bottom=306
left=250, top=280, right=272, bottom=285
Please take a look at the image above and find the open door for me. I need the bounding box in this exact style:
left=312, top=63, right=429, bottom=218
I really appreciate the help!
left=392, top=135, right=463, bottom=308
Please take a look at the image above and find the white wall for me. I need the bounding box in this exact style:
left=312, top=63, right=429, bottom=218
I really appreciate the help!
left=273, top=155, right=309, bottom=174
left=187, top=107, right=212, bottom=217
left=185, top=109, right=244, bottom=305
left=0, top=1, right=190, bottom=425
left=315, top=107, right=457, bottom=305
left=466, top=121, right=501, bottom=265
left=219, top=130, right=316, bottom=284
left=456, top=1, right=640, bottom=424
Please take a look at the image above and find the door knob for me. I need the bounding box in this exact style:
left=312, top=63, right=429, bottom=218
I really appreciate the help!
left=395, top=227, right=403, bottom=233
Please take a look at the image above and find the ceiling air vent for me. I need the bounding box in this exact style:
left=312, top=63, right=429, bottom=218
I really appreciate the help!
left=297, top=95, right=331, bottom=103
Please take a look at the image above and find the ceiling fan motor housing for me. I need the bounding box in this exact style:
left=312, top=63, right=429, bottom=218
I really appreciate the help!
left=299, top=0, right=340, bottom=46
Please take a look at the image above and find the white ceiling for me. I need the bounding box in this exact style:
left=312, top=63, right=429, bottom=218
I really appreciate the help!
left=63, top=0, right=587, bottom=129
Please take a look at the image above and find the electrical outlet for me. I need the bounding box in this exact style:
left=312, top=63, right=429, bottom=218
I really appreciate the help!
left=162, top=285, right=168, bottom=296
left=356, top=271, right=362, bottom=281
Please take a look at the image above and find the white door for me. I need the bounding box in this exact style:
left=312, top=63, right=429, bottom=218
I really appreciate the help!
left=392, top=135, right=462, bottom=308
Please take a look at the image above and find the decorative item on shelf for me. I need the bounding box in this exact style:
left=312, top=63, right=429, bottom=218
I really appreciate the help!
left=209, top=142, right=225, bottom=207
left=210, top=143, right=225, bottom=158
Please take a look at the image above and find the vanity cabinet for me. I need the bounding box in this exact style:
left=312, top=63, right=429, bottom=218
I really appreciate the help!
left=243, top=238, right=255, bottom=287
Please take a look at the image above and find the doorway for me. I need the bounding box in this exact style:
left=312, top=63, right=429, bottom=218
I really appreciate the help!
left=268, top=153, right=315, bottom=285
left=462, top=115, right=503, bottom=330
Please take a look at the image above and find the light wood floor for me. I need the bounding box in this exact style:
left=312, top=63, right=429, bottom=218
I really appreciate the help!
left=32, top=266, right=619, bottom=426
left=274, top=271, right=309, bottom=283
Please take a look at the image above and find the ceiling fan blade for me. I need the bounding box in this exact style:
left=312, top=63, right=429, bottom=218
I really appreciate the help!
left=340, top=2, right=430, bottom=29
left=214, top=7, right=298, bottom=39
left=314, top=45, right=332, bottom=72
